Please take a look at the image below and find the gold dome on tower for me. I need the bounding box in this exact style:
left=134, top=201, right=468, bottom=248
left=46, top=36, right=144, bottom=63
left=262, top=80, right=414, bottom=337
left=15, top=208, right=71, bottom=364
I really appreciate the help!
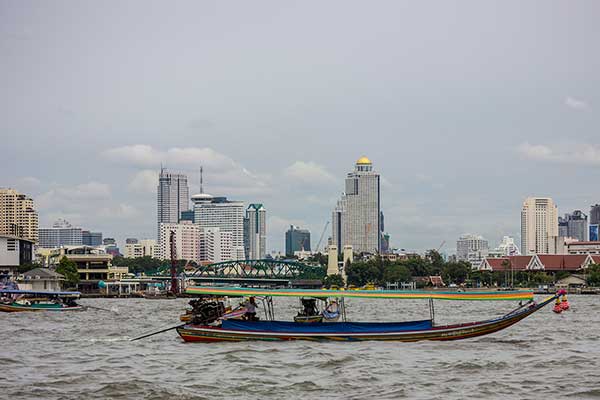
left=356, top=156, right=372, bottom=165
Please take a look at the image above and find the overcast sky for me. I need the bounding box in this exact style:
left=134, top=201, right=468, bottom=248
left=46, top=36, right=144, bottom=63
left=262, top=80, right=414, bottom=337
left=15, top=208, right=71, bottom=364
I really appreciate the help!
left=1, top=1, right=599, bottom=254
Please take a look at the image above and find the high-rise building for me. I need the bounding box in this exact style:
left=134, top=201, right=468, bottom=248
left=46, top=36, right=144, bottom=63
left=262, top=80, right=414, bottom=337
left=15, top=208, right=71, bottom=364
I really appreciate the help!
left=521, top=197, right=558, bottom=255
left=591, top=204, right=600, bottom=225
left=244, top=204, right=266, bottom=259
left=559, top=211, right=588, bottom=242
left=157, top=168, right=190, bottom=240
left=82, top=231, right=103, bottom=246
left=192, top=194, right=245, bottom=259
left=331, top=157, right=381, bottom=254
left=0, top=188, right=39, bottom=243
left=199, top=227, right=233, bottom=264
left=285, top=225, right=311, bottom=256
left=456, top=234, right=489, bottom=266
left=39, top=219, right=83, bottom=248
left=590, top=205, right=600, bottom=241
left=158, top=221, right=200, bottom=263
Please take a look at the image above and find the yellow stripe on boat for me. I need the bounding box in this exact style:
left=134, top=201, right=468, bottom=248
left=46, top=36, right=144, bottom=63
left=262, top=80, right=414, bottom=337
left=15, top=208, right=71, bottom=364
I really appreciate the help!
left=185, top=286, right=533, bottom=301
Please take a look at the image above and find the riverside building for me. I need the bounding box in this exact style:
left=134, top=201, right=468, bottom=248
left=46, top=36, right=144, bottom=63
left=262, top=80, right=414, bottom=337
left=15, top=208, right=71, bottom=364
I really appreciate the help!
left=331, top=157, right=381, bottom=254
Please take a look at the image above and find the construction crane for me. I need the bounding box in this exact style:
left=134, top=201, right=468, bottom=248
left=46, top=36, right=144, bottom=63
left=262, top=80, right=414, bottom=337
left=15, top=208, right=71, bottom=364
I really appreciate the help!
left=437, top=241, right=446, bottom=252
left=315, top=221, right=330, bottom=253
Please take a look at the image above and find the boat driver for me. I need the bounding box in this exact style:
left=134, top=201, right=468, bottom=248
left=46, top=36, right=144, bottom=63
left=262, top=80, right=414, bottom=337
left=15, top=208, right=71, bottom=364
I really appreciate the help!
left=244, top=297, right=259, bottom=321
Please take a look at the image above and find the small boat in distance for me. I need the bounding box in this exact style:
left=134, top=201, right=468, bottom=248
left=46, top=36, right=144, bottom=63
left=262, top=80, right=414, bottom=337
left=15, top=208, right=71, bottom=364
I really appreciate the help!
left=0, top=289, right=83, bottom=312
left=175, top=287, right=566, bottom=343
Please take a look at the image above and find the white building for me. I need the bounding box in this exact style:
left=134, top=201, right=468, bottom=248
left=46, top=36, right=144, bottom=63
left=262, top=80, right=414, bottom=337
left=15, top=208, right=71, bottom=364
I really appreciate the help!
left=124, top=239, right=157, bottom=259
left=192, top=194, right=245, bottom=259
left=159, top=221, right=200, bottom=263
left=199, top=227, right=233, bottom=264
left=38, top=219, right=83, bottom=248
left=17, top=268, right=64, bottom=291
left=566, top=241, right=600, bottom=255
left=456, top=234, right=489, bottom=264
left=493, top=236, right=521, bottom=256
left=244, top=203, right=266, bottom=259
left=521, top=197, right=558, bottom=255
left=332, top=157, right=381, bottom=254
left=0, top=234, right=35, bottom=276
left=157, top=169, right=190, bottom=240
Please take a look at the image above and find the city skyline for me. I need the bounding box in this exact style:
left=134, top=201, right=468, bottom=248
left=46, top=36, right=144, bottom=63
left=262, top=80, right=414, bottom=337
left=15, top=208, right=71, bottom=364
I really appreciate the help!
left=2, top=2, right=599, bottom=252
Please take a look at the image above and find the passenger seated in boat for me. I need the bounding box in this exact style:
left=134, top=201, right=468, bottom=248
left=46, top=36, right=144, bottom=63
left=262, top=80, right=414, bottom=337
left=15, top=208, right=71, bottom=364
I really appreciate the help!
left=243, top=297, right=259, bottom=321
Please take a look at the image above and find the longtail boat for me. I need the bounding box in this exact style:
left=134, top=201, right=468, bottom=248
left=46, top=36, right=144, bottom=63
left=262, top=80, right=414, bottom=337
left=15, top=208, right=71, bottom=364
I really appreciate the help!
left=175, top=287, right=567, bottom=342
left=0, top=289, right=83, bottom=312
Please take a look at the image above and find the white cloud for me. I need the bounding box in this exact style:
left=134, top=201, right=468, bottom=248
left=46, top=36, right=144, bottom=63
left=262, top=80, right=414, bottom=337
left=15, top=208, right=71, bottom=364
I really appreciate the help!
left=565, top=96, right=589, bottom=110
left=99, top=204, right=140, bottom=219
left=104, top=145, right=271, bottom=197
left=102, top=144, right=162, bottom=167
left=37, top=181, right=111, bottom=211
left=283, top=161, right=335, bottom=185
left=102, top=144, right=238, bottom=170
left=517, top=142, right=600, bottom=166
left=18, top=176, right=41, bottom=188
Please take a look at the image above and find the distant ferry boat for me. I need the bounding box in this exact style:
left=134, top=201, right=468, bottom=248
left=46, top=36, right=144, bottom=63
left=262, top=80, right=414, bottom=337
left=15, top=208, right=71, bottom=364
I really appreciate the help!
left=0, top=289, right=82, bottom=312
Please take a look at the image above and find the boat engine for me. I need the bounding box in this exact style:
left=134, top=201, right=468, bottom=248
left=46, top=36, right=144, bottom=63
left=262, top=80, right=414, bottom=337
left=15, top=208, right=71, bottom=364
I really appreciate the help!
left=188, top=297, right=225, bottom=325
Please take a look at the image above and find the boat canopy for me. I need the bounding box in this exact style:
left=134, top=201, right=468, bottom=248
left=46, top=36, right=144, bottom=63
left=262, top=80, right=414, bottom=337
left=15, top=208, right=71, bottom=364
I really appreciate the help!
left=0, top=289, right=81, bottom=297
left=185, top=286, right=533, bottom=301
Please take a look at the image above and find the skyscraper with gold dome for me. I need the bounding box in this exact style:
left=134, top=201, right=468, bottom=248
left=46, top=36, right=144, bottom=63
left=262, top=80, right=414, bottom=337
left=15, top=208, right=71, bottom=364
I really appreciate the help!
left=332, top=156, right=381, bottom=254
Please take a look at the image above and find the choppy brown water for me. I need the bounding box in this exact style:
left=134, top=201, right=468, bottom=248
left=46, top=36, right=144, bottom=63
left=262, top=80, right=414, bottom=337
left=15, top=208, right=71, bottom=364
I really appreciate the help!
left=1, top=295, right=599, bottom=399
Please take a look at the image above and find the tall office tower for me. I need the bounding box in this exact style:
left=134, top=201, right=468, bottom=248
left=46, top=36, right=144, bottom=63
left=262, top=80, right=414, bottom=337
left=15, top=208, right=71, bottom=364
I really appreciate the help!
left=158, top=221, right=200, bottom=262
left=244, top=204, right=266, bottom=259
left=456, top=234, right=489, bottom=265
left=331, top=157, right=381, bottom=254
left=590, top=205, right=600, bottom=241
left=192, top=194, right=245, bottom=259
left=521, top=197, right=559, bottom=255
left=38, top=219, right=83, bottom=248
left=285, top=225, right=311, bottom=256
left=157, top=168, right=190, bottom=240
left=591, top=204, right=600, bottom=225
left=0, top=188, right=39, bottom=243
left=559, top=210, right=588, bottom=242
left=199, top=227, right=233, bottom=263
left=82, top=231, right=103, bottom=246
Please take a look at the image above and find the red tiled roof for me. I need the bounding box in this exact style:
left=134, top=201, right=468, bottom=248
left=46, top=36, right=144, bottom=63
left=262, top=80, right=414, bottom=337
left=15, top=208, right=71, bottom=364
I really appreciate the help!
left=510, top=256, right=533, bottom=270
left=482, top=254, right=588, bottom=272
left=537, top=255, right=588, bottom=271
left=484, top=258, right=509, bottom=270
left=591, top=255, right=600, bottom=265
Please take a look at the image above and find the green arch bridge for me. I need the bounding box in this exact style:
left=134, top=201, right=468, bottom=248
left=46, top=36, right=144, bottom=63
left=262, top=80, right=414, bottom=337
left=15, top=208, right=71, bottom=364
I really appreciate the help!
left=187, top=259, right=324, bottom=280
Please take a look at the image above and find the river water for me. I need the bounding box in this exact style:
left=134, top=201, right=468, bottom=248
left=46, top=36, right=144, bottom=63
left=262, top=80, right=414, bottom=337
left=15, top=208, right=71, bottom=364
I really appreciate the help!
left=1, top=295, right=599, bottom=400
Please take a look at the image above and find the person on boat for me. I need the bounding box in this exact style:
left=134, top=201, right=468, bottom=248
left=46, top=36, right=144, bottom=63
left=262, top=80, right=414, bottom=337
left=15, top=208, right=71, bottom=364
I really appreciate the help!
left=243, top=297, right=259, bottom=321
